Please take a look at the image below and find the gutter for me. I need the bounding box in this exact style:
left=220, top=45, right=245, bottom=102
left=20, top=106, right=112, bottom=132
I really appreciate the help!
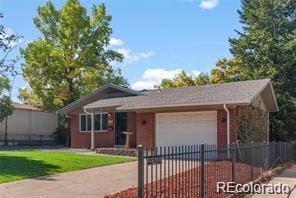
left=223, top=104, right=230, bottom=146
left=84, top=108, right=92, bottom=115
left=117, top=100, right=250, bottom=111
left=223, top=104, right=230, bottom=158
left=84, top=108, right=95, bottom=150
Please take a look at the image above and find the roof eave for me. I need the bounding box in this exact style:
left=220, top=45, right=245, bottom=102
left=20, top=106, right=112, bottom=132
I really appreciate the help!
left=116, top=100, right=251, bottom=111
left=249, top=80, right=279, bottom=112
left=56, top=84, right=141, bottom=114
left=269, top=82, right=279, bottom=111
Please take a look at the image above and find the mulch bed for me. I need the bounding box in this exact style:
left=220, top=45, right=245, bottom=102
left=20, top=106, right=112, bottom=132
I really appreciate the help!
left=105, top=161, right=261, bottom=198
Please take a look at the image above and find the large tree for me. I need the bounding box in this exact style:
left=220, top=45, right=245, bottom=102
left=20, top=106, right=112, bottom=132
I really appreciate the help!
left=0, top=13, right=20, bottom=145
left=158, top=0, right=296, bottom=141
left=229, top=0, right=296, bottom=141
left=20, top=0, right=127, bottom=111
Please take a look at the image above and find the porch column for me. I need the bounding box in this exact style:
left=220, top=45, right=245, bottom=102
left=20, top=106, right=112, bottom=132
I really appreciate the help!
left=91, top=109, right=95, bottom=150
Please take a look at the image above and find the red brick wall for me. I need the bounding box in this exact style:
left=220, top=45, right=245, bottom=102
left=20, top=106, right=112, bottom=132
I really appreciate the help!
left=217, top=109, right=238, bottom=145
left=71, top=109, right=238, bottom=148
left=127, top=112, right=137, bottom=147
left=70, top=113, right=114, bottom=148
left=136, top=113, right=155, bottom=149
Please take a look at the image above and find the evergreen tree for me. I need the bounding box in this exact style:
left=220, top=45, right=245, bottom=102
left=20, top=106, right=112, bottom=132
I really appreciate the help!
left=229, top=0, right=296, bottom=140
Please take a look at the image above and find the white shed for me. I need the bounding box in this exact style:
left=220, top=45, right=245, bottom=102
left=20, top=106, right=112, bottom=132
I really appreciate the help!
left=0, top=103, right=58, bottom=145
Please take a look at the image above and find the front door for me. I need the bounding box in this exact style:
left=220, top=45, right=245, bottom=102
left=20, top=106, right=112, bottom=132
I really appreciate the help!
left=115, top=112, right=127, bottom=145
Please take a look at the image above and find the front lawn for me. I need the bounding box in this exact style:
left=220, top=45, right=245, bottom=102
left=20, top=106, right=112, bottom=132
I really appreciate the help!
left=0, top=150, right=135, bottom=183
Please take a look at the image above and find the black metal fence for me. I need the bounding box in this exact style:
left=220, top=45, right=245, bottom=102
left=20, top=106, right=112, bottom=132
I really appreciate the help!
left=0, top=133, right=55, bottom=146
left=137, top=141, right=295, bottom=198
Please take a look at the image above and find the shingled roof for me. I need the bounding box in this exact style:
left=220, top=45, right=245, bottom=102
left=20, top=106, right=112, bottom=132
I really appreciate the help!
left=84, top=79, right=278, bottom=112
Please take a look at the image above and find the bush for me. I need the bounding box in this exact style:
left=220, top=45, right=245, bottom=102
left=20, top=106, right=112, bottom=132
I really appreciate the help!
left=53, top=126, right=69, bottom=145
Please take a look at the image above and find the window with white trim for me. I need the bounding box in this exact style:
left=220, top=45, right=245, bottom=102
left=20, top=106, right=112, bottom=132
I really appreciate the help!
left=79, top=113, right=108, bottom=132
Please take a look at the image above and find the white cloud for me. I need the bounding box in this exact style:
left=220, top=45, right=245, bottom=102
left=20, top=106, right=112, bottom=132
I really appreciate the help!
left=192, top=70, right=201, bottom=77
left=131, top=68, right=202, bottom=90
left=199, top=0, right=219, bottom=10
left=131, top=68, right=181, bottom=90
left=116, top=48, right=155, bottom=64
left=108, top=38, right=154, bottom=64
left=109, top=38, right=124, bottom=47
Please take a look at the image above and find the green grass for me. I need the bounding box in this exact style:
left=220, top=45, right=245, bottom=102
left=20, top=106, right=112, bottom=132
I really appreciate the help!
left=0, top=150, right=135, bottom=183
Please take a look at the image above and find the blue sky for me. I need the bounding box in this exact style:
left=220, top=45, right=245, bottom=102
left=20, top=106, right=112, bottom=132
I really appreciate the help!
left=0, top=0, right=242, bottom=102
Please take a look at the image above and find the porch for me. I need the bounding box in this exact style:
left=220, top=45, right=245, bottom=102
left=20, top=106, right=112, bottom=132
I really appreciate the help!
left=80, top=97, right=139, bottom=150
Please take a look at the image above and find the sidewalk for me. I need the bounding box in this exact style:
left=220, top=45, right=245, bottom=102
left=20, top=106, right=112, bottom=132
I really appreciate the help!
left=252, top=164, right=296, bottom=198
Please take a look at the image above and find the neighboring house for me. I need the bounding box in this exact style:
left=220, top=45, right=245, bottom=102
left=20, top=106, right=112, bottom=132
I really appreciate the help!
left=0, top=103, right=58, bottom=145
left=57, top=79, right=278, bottom=149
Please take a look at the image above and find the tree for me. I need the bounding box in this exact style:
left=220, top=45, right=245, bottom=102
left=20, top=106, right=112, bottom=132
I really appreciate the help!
left=157, top=70, right=210, bottom=89
left=0, top=13, right=20, bottom=76
left=0, top=77, right=13, bottom=145
left=229, top=0, right=296, bottom=141
left=0, top=13, right=19, bottom=145
left=210, top=58, right=239, bottom=84
left=194, top=72, right=211, bottom=85
left=20, top=0, right=127, bottom=111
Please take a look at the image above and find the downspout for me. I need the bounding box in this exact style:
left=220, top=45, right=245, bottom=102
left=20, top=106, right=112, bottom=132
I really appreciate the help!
left=84, top=108, right=95, bottom=150
left=223, top=104, right=230, bottom=158
left=267, top=112, right=270, bottom=143
left=65, top=114, right=71, bottom=147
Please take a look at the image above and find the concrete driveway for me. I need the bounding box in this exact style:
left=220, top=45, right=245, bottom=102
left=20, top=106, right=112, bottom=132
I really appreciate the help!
left=0, top=161, right=137, bottom=198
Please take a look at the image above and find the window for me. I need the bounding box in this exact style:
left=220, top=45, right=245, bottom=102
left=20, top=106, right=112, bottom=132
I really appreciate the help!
left=94, top=114, right=101, bottom=131
left=80, top=114, right=87, bottom=131
left=102, top=114, right=108, bottom=130
left=79, top=113, right=108, bottom=132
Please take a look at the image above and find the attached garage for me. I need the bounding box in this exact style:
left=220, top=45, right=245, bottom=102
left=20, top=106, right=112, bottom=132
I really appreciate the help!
left=155, top=111, right=217, bottom=147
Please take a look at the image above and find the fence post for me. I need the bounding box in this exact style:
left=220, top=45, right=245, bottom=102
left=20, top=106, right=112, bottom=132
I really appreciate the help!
left=138, top=145, right=144, bottom=198
left=294, top=142, right=296, bottom=161
left=263, top=141, right=266, bottom=169
left=268, top=142, right=272, bottom=168
left=273, top=141, right=276, bottom=165
left=232, top=142, right=236, bottom=182
left=251, top=141, right=254, bottom=181
left=279, top=141, right=282, bottom=163
left=200, top=144, right=205, bottom=198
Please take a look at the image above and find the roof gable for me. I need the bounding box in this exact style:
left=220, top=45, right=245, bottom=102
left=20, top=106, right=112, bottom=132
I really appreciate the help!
left=57, top=84, right=141, bottom=114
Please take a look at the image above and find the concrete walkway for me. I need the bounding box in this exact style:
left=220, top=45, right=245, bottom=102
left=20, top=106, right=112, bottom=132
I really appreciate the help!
left=0, top=161, right=137, bottom=198
left=252, top=164, right=296, bottom=198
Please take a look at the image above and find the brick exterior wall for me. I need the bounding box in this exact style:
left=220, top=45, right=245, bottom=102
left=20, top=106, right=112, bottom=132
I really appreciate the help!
left=237, top=105, right=268, bottom=143
left=70, top=109, right=240, bottom=148
left=136, top=113, right=155, bottom=149
left=217, top=109, right=238, bottom=146
left=127, top=112, right=137, bottom=147
left=70, top=114, right=114, bottom=148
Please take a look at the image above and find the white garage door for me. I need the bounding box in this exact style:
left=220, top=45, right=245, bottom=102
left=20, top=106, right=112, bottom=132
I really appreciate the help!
left=156, top=111, right=217, bottom=147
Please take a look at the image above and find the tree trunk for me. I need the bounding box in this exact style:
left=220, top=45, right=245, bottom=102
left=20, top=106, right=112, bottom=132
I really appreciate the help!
left=4, top=117, right=8, bottom=146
